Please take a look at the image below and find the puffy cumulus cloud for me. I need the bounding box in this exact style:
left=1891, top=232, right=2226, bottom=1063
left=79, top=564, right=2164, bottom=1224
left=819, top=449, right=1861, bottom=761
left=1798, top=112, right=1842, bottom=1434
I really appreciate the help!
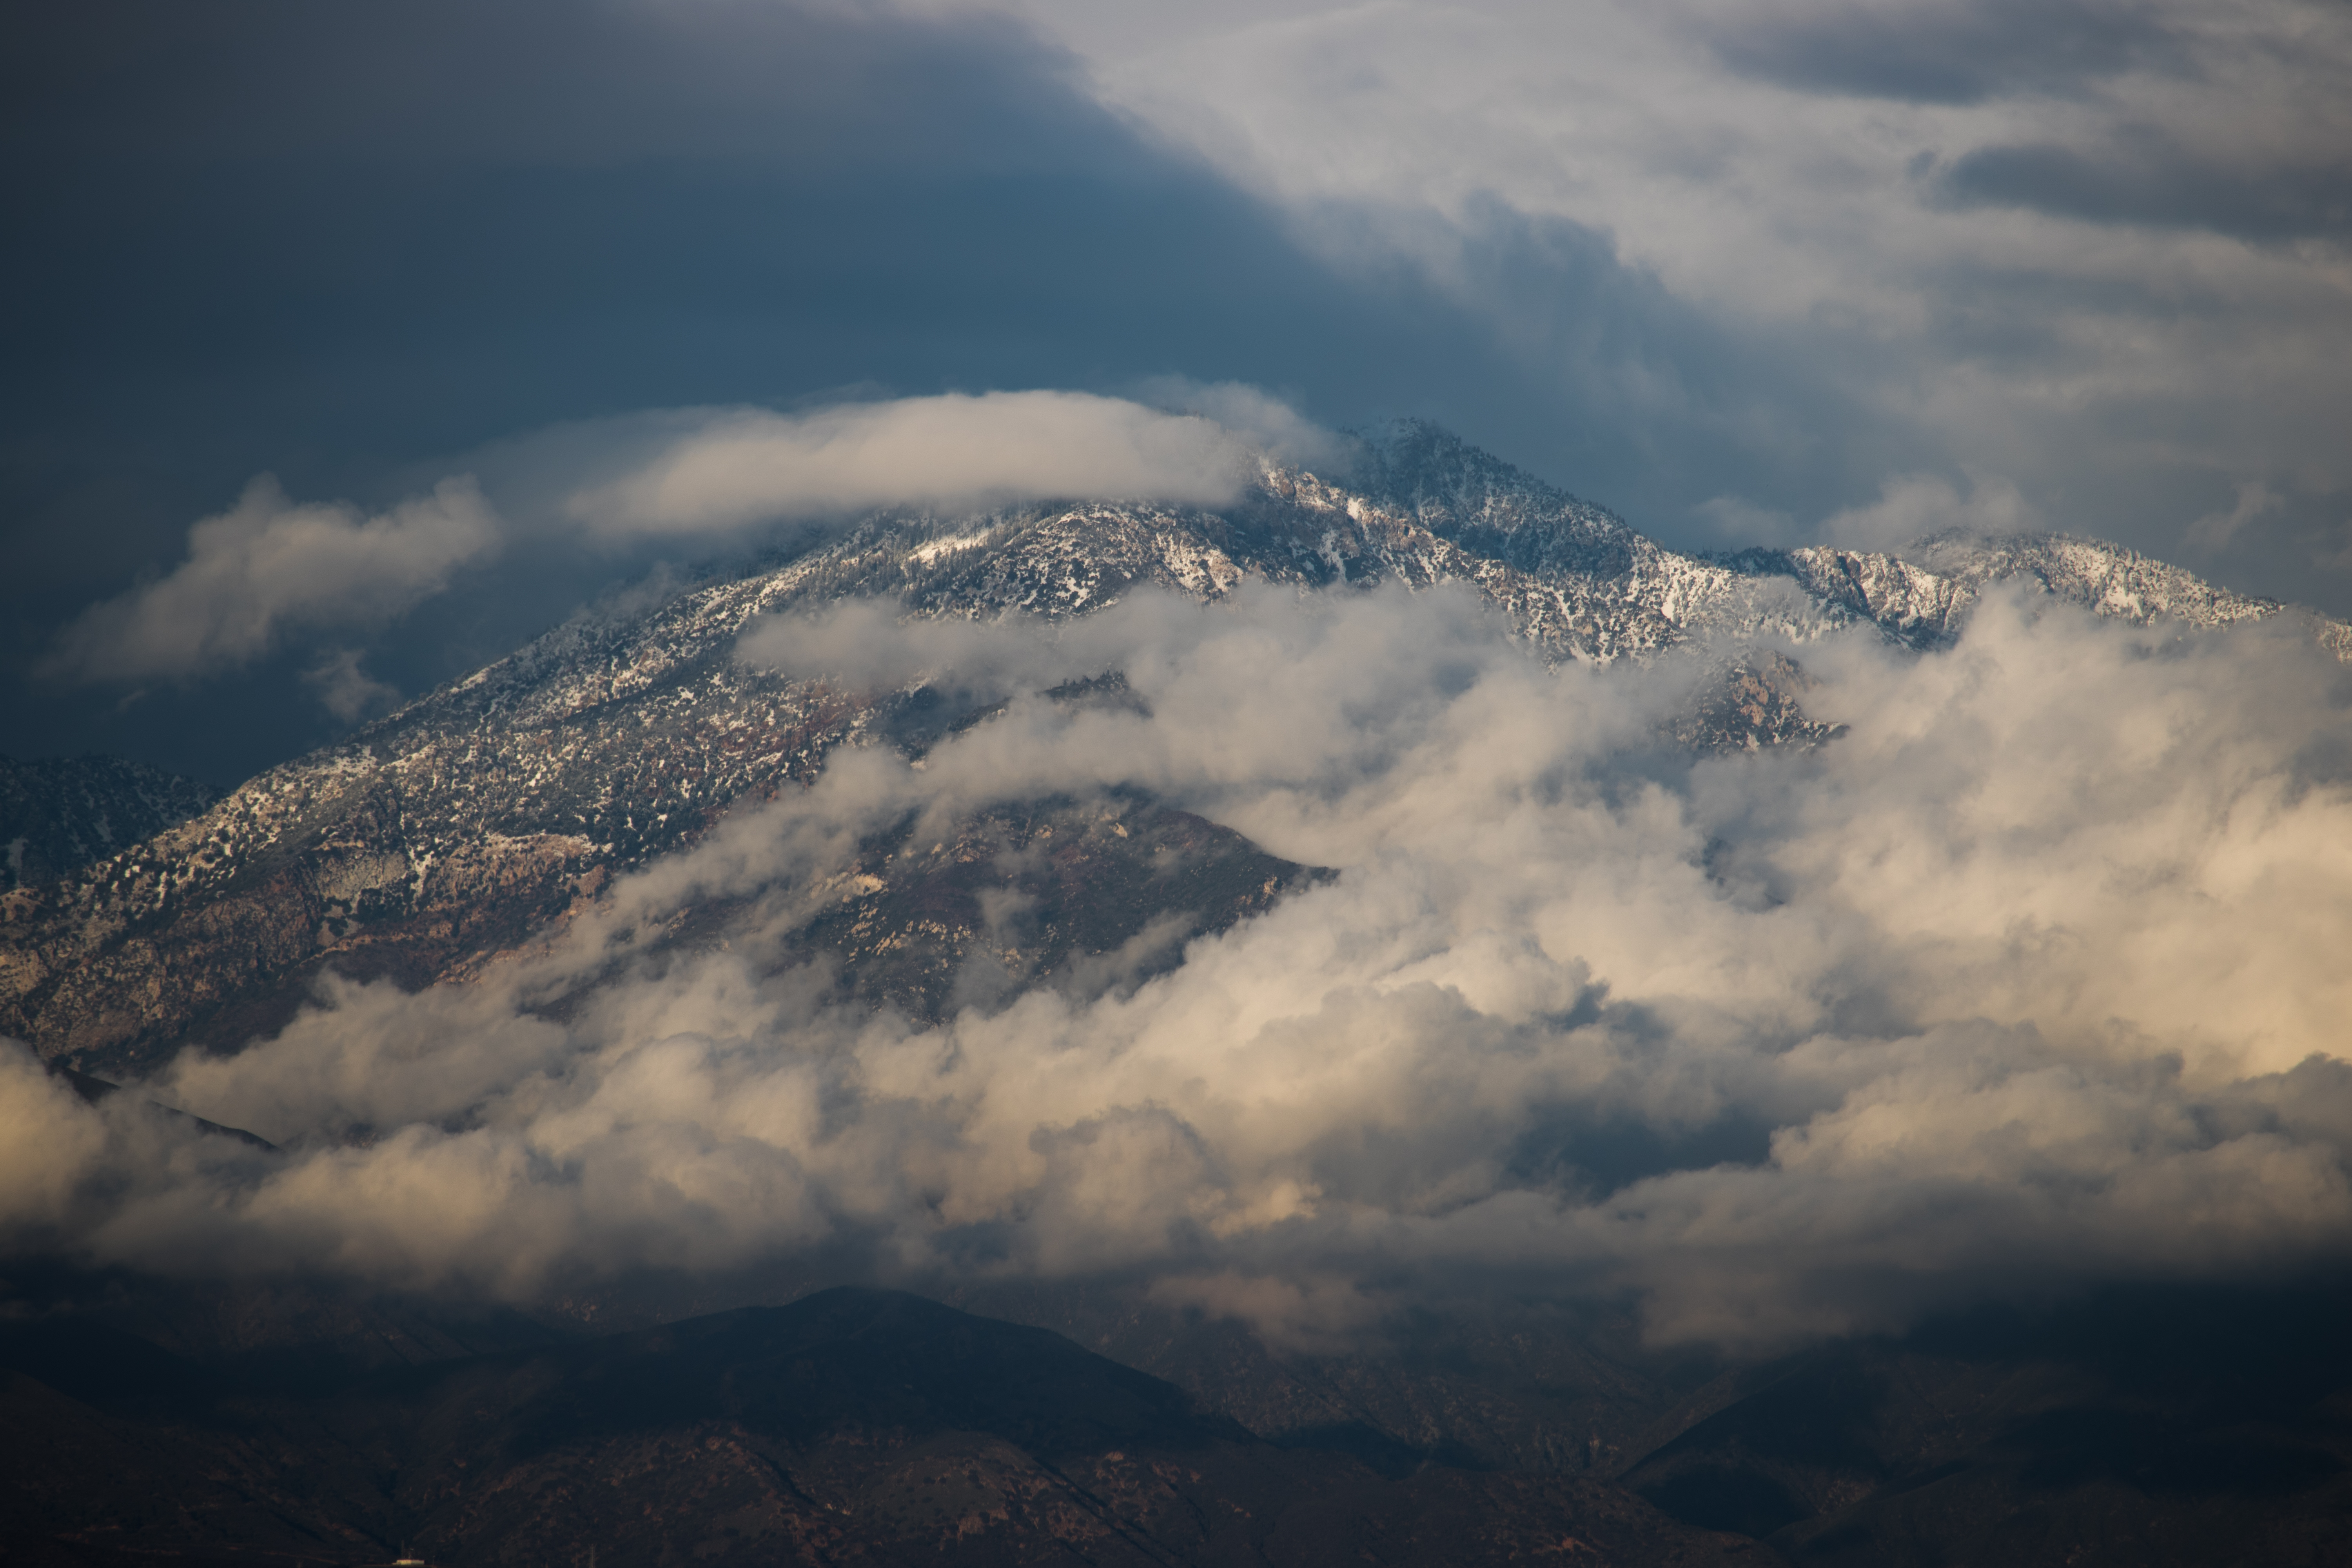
left=550, top=392, right=1306, bottom=539
left=43, top=476, right=499, bottom=685
left=16, top=584, right=2352, bottom=1345
left=735, top=598, right=1083, bottom=696
left=0, top=1041, right=279, bottom=1263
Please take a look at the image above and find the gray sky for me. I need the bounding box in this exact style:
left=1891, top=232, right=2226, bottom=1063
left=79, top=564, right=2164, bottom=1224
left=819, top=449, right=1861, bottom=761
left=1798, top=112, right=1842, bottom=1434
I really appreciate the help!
left=5, top=0, right=2349, bottom=784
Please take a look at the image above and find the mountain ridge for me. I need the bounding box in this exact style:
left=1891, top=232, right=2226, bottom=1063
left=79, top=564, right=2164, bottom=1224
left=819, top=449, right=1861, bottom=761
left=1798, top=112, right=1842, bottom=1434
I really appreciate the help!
left=5, top=423, right=2341, bottom=1078
left=0, top=1282, right=1767, bottom=1568
left=9, top=422, right=2352, bottom=1566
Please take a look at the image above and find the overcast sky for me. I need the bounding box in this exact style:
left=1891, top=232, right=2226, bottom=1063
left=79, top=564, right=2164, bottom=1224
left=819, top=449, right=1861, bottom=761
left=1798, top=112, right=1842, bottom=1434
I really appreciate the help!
left=6, top=0, right=2349, bottom=784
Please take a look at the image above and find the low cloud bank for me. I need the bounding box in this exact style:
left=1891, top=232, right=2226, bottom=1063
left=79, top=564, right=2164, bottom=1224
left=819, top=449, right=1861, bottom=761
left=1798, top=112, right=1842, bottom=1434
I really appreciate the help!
left=10, top=584, right=2352, bottom=1346
left=45, top=391, right=1330, bottom=691
left=548, top=390, right=1307, bottom=537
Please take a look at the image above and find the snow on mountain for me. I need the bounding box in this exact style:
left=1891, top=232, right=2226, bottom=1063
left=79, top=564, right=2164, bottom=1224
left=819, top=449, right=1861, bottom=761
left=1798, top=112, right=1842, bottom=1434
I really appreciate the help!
left=0, top=755, right=221, bottom=893
left=1713, top=527, right=2346, bottom=654
left=6, top=422, right=2337, bottom=1076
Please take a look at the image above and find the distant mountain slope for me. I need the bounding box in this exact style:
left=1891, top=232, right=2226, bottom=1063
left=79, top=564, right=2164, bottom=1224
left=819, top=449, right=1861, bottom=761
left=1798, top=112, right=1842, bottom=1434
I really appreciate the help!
left=6, top=422, right=2339, bottom=1078
left=0, top=754, right=220, bottom=892
left=0, top=424, right=1825, bottom=1076
left=0, top=1285, right=1760, bottom=1568
left=1715, top=528, right=2349, bottom=655
left=1620, top=1279, right=2352, bottom=1565
left=12, top=1268, right=2349, bottom=1568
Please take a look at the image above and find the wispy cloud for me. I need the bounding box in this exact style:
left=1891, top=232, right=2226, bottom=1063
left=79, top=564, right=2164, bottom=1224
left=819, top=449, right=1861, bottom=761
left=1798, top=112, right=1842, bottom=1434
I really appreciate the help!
left=299, top=648, right=403, bottom=724
left=43, top=391, right=1336, bottom=698
left=41, top=476, right=498, bottom=686
left=1818, top=472, right=2029, bottom=551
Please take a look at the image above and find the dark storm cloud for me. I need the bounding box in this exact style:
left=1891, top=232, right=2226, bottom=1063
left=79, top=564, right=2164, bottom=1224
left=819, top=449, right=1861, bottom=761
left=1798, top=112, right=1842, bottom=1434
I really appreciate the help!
left=1938, top=134, right=2352, bottom=240
left=0, top=0, right=1372, bottom=780
left=1699, top=0, right=2182, bottom=104
left=2, top=0, right=1888, bottom=788
left=1065, top=0, right=2352, bottom=620
left=1424, top=198, right=1882, bottom=496
left=0, top=0, right=1101, bottom=173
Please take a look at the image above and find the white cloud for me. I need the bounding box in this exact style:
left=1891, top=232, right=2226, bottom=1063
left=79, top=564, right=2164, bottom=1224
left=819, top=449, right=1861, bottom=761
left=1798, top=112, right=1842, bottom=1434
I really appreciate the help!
left=1818, top=472, right=2028, bottom=550
left=0, top=1046, right=107, bottom=1230
left=300, top=648, right=403, bottom=724
left=552, top=391, right=1302, bottom=539
left=734, top=596, right=1086, bottom=692
left=2186, top=478, right=2283, bottom=553
left=44, top=475, right=499, bottom=685
left=11, top=583, right=2348, bottom=1348
left=969, top=0, right=2352, bottom=590
left=49, top=390, right=1337, bottom=688
left=1127, top=377, right=1355, bottom=475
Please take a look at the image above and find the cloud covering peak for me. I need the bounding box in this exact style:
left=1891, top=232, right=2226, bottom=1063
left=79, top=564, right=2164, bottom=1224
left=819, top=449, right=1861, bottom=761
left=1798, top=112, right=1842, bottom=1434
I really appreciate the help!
left=552, top=390, right=1330, bottom=537
left=42, top=390, right=1338, bottom=695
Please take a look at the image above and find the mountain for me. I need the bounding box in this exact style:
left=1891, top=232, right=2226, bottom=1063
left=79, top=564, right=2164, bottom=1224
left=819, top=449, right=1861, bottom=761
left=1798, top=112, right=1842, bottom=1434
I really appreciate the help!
left=9, top=422, right=2334, bottom=1082
left=8, top=1265, right=2347, bottom=1568
left=1617, top=1279, right=2352, bottom=1564
left=0, top=755, right=221, bottom=894
left=8, top=420, right=2352, bottom=1567
left=0, top=1284, right=1763, bottom=1568
left=1713, top=527, right=2348, bottom=654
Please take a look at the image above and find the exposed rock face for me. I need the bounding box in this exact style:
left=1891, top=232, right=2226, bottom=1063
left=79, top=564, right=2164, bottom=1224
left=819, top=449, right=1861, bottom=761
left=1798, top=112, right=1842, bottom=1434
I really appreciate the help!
left=753, top=792, right=1318, bottom=1024
left=0, top=754, right=221, bottom=892
left=1713, top=528, right=2338, bottom=652
left=5, top=422, right=2338, bottom=1079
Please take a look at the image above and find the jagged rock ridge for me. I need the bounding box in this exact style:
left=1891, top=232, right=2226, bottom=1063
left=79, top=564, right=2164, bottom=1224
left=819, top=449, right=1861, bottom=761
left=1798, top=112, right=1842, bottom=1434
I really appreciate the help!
left=5, top=422, right=2341, bottom=1077
left=1714, top=527, right=2348, bottom=653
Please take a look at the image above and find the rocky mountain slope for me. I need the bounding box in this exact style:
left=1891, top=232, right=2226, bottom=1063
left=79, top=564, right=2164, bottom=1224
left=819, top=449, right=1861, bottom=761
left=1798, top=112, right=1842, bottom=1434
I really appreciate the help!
left=6, top=421, right=2341, bottom=1079
left=1714, top=527, right=2348, bottom=654
left=11, top=418, right=2352, bottom=1568
left=0, top=755, right=220, bottom=893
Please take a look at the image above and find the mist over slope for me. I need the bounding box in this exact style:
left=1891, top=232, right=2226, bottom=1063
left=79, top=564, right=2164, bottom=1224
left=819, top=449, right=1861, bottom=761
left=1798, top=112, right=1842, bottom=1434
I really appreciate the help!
left=5, top=420, right=2348, bottom=1364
